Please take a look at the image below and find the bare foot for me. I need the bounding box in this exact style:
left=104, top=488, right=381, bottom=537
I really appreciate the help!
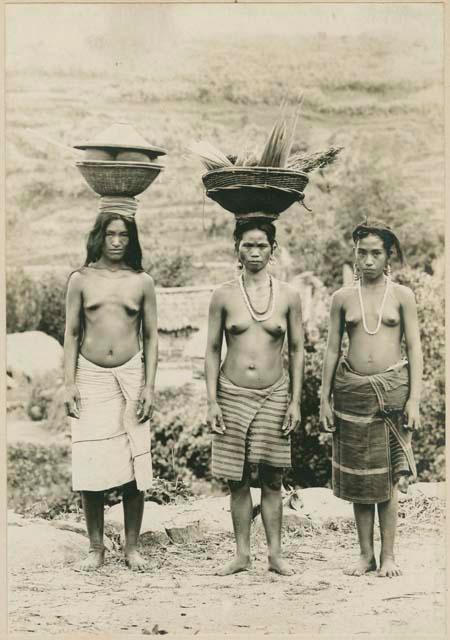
left=125, top=548, right=148, bottom=571
left=343, top=555, right=377, bottom=576
left=378, top=556, right=402, bottom=578
left=215, top=555, right=251, bottom=576
left=398, top=475, right=409, bottom=494
left=78, top=548, right=105, bottom=571
left=268, top=555, right=295, bottom=576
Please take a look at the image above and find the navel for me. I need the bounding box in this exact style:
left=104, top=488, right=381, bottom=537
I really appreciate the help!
left=248, top=364, right=256, bottom=370
left=108, top=349, right=113, bottom=356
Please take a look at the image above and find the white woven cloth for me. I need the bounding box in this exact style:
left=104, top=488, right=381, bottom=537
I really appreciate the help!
left=70, top=351, right=152, bottom=491
left=98, top=196, right=138, bottom=220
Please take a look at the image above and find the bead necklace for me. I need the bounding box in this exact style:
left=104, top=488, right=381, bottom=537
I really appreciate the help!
left=239, top=273, right=275, bottom=322
left=357, top=276, right=390, bottom=335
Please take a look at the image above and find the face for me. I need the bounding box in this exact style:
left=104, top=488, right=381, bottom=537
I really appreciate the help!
left=102, top=218, right=129, bottom=262
left=238, top=229, right=272, bottom=272
left=354, top=234, right=388, bottom=280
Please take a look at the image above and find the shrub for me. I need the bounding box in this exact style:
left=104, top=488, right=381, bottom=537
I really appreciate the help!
left=145, top=250, right=194, bottom=287
left=6, top=268, right=42, bottom=333
left=150, top=386, right=211, bottom=482
left=7, top=442, right=194, bottom=519
left=395, top=267, right=445, bottom=481
left=36, top=271, right=67, bottom=344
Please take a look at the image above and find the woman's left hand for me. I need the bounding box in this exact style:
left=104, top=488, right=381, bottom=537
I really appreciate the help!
left=137, top=385, right=155, bottom=423
left=403, top=398, right=421, bottom=431
left=282, top=402, right=301, bottom=437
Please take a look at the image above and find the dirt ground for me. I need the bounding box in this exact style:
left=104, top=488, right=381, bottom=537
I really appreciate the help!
left=8, top=507, right=446, bottom=640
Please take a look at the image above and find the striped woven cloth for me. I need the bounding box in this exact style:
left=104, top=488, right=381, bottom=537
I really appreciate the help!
left=332, top=358, right=417, bottom=504
left=70, top=351, right=152, bottom=492
left=212, top=370, right=291, bottom=482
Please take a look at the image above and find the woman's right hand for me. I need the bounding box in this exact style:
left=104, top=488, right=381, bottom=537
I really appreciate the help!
left=64, top=384, right=81, bottom=419
left=320, top=398, right=335, bottom=433
left=206, top=401, right=226, bottom=435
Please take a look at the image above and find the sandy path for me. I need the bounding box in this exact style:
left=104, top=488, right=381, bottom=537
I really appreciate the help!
left=8, top=519, right=446, bottom=639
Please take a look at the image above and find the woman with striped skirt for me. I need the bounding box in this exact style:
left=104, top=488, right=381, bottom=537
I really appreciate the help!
left=320, top=219, right=422, bottom=578
left=205, top=218, right=304, bottom=576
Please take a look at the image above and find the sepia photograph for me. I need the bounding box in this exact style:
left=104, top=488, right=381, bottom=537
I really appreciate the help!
left=4, top=2, right=446, bottom=638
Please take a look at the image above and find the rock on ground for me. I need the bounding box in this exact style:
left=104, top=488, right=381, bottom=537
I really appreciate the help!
left=286, top=487, right=354, bottom=526
left=8, top=518, right=88, bottom=570
left=7, top=331, right=63, bottom=382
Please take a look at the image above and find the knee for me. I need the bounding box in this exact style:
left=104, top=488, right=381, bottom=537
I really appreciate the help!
left=228, top=479, right=250, bottom=495
left=122, top=480, right=141, bottom=497
left=259, top=466, right=283, bottom=492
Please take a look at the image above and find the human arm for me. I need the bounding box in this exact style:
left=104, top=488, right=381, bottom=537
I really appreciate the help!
left=319, top=291, right=345, bottom=433
left=204, top=289, right=226, bottom=434
left=400, top=286, right=423, bottom=430
left=282, top=287, right=304, bottom=436
left=63, top=272, right=83, bottom=418
left=138, top=274, right=158, bottom=423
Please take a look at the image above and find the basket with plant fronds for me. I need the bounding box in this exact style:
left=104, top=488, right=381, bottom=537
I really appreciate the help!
left=190, top=100, right=342, bottom=218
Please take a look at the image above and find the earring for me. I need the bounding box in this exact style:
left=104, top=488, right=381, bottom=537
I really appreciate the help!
left=269, top=255, right=277, bottom=266
left=384, top=263, right=392, bottom=279
left=237, top=260, right=243, bottom=270
left=353, top=263, right=360, bottom=282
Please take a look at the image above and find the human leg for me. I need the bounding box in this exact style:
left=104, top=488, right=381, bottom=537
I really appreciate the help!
left=344, top=502, right=377, bottom=576
left=79, top=490, right=105, bottom=570
left=216, top=471, right=253, bottom=576
left=377, top=485, right=401, bottom=577
left=122, top=480, right=148, bottom=571
left=259, top=465, right=293, bottom=576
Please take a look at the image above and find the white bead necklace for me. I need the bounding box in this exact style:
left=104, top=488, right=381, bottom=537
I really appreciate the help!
left=357, top=276, right=390, bottom=335
left=239, top=273, right=276, bottom=322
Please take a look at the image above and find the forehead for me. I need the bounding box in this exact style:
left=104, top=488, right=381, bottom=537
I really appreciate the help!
left=105, top=218, right=128, bottom=233
left=240, top=229, right=269, bottom=243
left=356, top=234, right=385, bottom=250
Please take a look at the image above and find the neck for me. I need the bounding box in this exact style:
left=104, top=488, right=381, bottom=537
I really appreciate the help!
left=360, top=274, right=387, bottom=288
left=96, top=257, right=127, bottom=271
left=242, top=267, right=269, bottom=286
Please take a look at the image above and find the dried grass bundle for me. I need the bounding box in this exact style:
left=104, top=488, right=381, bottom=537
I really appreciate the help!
left=188, top=141, right=233, bottom=171
left=259, top=97, right=303, bottom=168
left=287, top=146, right=343, bottom=173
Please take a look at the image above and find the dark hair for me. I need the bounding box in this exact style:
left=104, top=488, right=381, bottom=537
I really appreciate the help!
left=233, top=219, right=277, bottom=253
left=352, top=218, right=404, bottom=264
left=84, top=212, right=144, bottom=271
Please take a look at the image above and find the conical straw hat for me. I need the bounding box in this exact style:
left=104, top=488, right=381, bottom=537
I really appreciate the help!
left=74, top=122, right=166, bottom=156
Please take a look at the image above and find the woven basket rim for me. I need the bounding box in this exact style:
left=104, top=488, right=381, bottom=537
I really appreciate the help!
left=74, top=143, right=167, bottom=156
left=203, top=166, right=308, bottom=178
left=76, top=161, right=164, bottom=170
left=206, top=185, right=304, bottom=196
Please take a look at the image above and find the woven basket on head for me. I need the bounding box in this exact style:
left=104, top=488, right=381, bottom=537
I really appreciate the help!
left=206, top=185, right=305, bottom=216
left=202, top=166, right=309, bottom=192
left=76, top=161, right=163, bottom=197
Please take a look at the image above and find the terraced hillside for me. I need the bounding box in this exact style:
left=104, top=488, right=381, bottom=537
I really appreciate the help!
left=6, top=33, right=444, bottom=285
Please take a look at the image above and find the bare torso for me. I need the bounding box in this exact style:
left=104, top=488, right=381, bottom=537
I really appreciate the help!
left=221, top=279, right=289, bottom=388
left=78, top=266, right=145, bottom=367
left=341, top=283, right=403, bottom=374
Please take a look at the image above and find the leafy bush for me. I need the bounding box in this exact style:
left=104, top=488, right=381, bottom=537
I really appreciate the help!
left=36, top=271, right=67, bottom=344
left=7, top=443, right=77, bottom=517
left=150, top=386, right=211, bottom=482
left=6, top=268, right=42, bottom=333
left=395, top=267, right=445, bottom=481
left=145, top=250, right=194, bottom=287
left=7, top=442, right=193, bottom=519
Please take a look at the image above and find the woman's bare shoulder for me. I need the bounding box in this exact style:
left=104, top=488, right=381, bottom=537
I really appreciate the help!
left=210, top=279, right=238, bottom=304
left=390, top=281, right=416, bottom=303
left=331, top=285, right=356, bottom=305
